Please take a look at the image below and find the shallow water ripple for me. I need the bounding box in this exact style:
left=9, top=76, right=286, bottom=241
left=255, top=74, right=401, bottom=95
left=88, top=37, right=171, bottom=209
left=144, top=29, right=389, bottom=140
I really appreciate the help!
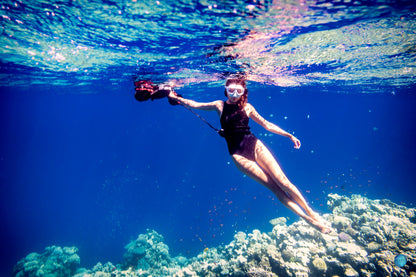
left=0, top=0, right=415, bottom=90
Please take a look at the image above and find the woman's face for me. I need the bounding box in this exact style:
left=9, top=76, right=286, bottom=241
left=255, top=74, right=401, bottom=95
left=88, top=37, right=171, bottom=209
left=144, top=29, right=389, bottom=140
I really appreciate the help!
left=225, top=83, right=245, bottom=102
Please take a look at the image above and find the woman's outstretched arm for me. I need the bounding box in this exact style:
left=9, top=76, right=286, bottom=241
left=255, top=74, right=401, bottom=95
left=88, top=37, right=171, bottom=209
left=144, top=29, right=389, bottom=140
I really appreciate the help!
left=247, top=103, right=301, bottom=149
left=168, top=91, right=223, bottom=115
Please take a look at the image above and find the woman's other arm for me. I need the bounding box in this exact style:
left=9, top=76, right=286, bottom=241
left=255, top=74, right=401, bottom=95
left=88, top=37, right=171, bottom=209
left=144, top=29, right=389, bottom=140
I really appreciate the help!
left=247, top=103, right=301, bottom=149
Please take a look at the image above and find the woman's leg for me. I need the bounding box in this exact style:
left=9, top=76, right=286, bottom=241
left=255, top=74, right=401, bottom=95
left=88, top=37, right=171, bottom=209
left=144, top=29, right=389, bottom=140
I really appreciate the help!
left=231, top=154, right=330, bottom=233
left=253, top=140, right=316, bottom=217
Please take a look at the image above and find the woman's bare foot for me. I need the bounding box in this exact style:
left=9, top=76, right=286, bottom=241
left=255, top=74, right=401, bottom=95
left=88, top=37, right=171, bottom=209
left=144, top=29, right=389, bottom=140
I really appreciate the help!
left=314, top=221, right=332, bottom=234
left=305, top=216, right=332, bottom=234
left=308, top=210, right=322, bottom=222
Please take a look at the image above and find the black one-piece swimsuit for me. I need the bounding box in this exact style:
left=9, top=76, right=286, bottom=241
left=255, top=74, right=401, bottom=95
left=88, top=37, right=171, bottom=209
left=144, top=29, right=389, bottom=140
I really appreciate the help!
left=220, top=101, right=258, bottom=161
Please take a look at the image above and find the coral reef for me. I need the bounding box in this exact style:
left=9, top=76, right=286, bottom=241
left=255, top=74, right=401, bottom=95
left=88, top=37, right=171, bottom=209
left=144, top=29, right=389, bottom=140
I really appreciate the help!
left=13, top=246, right=80, bottom=277
left=13, top=194, right=416, bottom=276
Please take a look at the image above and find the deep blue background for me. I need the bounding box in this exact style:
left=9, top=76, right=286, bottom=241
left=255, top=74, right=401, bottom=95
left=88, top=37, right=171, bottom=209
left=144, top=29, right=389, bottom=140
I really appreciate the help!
left=1, top=82, right=415, bottom=276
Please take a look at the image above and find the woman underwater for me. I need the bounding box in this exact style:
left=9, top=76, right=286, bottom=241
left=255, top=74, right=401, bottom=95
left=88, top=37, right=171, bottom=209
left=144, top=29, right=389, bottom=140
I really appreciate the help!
left=167, top=79, right=331, bottom=233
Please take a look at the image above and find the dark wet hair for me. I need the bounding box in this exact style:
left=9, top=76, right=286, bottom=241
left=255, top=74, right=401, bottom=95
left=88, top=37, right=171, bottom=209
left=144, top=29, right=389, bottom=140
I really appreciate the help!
left=224, top=78, right=248, bottom=109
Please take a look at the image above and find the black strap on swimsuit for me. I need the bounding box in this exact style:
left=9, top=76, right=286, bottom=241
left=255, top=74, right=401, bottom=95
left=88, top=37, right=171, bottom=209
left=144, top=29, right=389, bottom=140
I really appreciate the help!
left=178, top=102, right=225, bottom=137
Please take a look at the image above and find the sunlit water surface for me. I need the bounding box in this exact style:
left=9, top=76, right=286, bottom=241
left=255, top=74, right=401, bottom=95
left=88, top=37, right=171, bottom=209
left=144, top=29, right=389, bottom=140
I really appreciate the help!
left=1, top=0, right=415, bottom=90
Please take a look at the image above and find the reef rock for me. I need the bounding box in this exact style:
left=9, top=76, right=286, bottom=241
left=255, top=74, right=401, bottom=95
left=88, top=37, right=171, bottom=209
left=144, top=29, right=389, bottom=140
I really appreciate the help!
left=13, top=194, right=416, bottom=277
left=13, top=246, right=80, bottom=277
left=123, top=229, right=174, bottom=271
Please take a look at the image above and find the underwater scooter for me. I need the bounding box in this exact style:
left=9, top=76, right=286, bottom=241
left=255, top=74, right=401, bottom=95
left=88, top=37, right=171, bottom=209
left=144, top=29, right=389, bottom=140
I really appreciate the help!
left=134, top=80, right=179, bottom=105
left=134, top=80, right=224, bottom=136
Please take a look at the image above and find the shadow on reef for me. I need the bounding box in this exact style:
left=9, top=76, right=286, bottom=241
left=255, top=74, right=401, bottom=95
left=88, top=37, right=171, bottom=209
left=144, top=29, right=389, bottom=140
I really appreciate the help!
left=13, top=194, right=416, bottom=277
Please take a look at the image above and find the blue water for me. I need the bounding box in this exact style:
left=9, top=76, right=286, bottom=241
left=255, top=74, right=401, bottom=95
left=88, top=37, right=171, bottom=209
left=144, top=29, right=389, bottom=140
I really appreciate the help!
left=1, top=0, right=416, bottom=275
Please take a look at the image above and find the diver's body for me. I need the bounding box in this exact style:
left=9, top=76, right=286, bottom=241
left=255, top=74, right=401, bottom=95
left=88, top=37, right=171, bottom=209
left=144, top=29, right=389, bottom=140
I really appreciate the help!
left=167, top=79, right=330, bottom=233
left=220, top=101, right=257, bottom=161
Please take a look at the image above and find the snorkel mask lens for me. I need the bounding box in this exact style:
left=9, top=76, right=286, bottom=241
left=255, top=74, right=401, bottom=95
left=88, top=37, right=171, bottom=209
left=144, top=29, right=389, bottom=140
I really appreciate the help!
left=226, top=84, right=245, bottom=98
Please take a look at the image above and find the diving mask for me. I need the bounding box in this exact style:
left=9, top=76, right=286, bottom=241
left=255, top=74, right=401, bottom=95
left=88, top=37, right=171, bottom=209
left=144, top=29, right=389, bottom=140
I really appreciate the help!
left=226, top=84, right=245, bottom=98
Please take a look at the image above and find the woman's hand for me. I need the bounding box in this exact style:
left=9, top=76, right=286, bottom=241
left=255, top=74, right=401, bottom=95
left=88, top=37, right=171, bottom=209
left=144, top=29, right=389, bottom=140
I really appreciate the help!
left=290, top=135, right=301, bottom=149
left=168, top=90, right=182, bottom=106
left=168, top=90, right=177, bottom=98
